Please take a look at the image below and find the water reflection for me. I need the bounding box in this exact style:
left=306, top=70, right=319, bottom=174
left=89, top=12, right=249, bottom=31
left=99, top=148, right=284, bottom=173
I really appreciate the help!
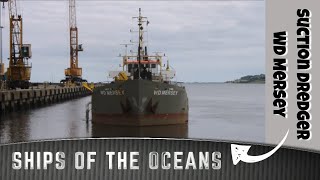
left=0, top=84, right=265, bottom=144
left=0, top=112, right=31, bottom=143
left=91, top=123, right=188, bottom=138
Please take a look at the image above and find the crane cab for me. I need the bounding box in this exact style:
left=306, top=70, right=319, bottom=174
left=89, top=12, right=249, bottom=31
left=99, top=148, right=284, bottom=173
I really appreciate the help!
left=78, top=44, right=83, bottom=51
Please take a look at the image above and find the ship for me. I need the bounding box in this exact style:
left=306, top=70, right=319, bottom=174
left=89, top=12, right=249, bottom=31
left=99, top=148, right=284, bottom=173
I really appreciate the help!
left=91, top=9, right=189, bottom=126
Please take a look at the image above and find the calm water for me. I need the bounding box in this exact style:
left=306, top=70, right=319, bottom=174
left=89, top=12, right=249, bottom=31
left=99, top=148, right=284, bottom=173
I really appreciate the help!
left=0, top=83, right=264, bottom=144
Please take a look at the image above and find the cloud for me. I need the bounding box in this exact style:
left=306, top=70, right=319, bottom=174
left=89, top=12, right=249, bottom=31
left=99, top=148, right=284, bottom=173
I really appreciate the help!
left=0, top=1, right=264, bottom=82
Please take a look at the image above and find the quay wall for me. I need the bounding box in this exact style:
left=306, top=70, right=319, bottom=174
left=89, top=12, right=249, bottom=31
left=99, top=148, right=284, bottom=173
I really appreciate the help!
left=0, top=87, right=91, bottom=113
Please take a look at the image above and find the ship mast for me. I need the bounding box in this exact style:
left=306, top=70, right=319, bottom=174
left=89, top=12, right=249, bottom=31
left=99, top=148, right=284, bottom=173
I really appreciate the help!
left=133, top=8, right=147, bottom=79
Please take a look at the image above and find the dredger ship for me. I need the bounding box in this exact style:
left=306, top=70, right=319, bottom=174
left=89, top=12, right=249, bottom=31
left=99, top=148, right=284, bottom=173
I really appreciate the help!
left=91, top=9, right=189, bottom=126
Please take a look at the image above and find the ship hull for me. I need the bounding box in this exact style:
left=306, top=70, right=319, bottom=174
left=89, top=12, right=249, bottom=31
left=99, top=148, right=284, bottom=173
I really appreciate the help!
left=92, top=80, right=189, bottom=126
left=91, top=123, right=188, bottom=138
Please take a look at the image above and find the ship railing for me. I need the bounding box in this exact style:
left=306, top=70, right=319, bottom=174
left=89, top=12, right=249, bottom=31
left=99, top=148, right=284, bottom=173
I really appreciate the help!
left=123, top=55, right=162, bottom=58
left=99, top=81, right=113, bottom=84
left=164, top=81, right=185, bottom=87
left=176, top=82, right=185, bottom=87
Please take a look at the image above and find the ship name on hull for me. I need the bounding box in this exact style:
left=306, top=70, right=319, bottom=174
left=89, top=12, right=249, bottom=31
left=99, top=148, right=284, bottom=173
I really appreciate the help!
left=100, top=89, right=124, bottom=96
left=154, top=90, right=178, bottom=96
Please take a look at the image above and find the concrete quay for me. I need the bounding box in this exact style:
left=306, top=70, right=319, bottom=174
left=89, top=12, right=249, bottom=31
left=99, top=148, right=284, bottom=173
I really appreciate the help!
left=0, top=86, right=91, bottom=113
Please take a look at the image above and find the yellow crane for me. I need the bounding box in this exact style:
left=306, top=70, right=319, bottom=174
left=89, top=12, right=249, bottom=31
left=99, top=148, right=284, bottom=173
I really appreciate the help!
left=0, top=2, right=5, bottom=79
left=1, top=0, right=32, bottom=89
left=61, top=0, right=85, bottom=86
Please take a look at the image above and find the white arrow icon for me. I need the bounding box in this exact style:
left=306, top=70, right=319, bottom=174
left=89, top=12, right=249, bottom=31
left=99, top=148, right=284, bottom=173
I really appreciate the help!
left=231, top=130, right=289, bottom=165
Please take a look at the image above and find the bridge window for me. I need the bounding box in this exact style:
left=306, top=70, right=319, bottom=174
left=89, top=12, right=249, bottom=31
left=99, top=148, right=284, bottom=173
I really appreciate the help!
left=128, top=64, right=133, bottom=72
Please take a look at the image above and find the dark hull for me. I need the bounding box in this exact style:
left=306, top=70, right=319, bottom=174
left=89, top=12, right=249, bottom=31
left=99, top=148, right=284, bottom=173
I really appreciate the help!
left=92, top=80, right=188, bottom=126
left=92, top=123, right=188, bottom=138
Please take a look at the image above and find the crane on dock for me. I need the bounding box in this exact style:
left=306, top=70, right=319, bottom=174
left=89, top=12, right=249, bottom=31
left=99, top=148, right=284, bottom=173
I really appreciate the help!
left=0, top=2, right=5, bottom=90
left=0, top=2, right=5, bottom=81
left=61, top=0, right=85, bottom=86
left=1, top=0, right=32, bottom=89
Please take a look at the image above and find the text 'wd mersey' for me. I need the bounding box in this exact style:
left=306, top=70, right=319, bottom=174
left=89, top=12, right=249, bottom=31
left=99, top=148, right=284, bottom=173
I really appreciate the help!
left=273, top=31, right=288, bottom=118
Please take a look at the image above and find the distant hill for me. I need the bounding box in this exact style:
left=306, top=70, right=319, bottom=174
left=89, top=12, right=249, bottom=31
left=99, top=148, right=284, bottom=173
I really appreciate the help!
left=226, top=74, right=265, bottom=84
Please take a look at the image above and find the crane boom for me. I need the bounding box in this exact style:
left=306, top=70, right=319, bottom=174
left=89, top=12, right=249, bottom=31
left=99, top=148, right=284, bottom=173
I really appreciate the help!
left=63, top=0, right=84, bottom=85
left=69, top=0, right=76, bottom=29
left=9, top=0, right=22, bottom=66
left=0, top=1, right=6, bottom=78
left=69, top=0, right=78, bottom=69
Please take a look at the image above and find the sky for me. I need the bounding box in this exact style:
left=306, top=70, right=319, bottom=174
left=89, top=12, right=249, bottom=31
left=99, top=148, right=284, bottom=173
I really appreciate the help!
left=0, top=1, right=265, bottom=82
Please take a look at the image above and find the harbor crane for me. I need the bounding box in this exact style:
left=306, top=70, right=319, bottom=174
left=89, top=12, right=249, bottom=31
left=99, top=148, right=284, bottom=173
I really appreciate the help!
left=0, top=2, right=5, bottom=80
left=1, top=0, right=32, bottom=89
left=61, top=0, right=85, bottom=86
